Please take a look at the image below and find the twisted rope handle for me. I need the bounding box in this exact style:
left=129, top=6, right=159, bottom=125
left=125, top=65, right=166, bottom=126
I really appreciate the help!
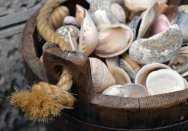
left=37, top=0, right=72, bottom=50
left=10, top=0, right=76, bottom=122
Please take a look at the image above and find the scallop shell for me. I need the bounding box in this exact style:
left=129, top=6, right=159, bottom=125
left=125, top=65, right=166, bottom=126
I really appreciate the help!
left=123, top=0, right=167, bottom=13
left=56, top=25, right=79, bottom=51
left=102, top=84, right=149, bottom=98
left=89, top=0, right=126, bottom=26
left=120, top=53, right=141, bottom=80
left=89, top=57, right=116, bottom=93
left=49, top=6, right=69, bottom=29
left=137, top=3, right=164, bottom=39
left=146, top=69, right=185, bottom=95
left=75, top=5, right=86, bottom=26
left=175, top=11, right=188, bottom=42
left=95, top=24, right=133, bottom=58
left=129, top=24, right=183, bottom=64
left=110, top=67, right=131, bottom=85
left=135, top=63, right=170, bottom=86
left=78, top=11, right=98, bottom=56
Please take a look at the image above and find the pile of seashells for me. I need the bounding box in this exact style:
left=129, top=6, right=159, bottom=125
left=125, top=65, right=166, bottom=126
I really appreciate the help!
left=47, top=0, right=188, bottom=98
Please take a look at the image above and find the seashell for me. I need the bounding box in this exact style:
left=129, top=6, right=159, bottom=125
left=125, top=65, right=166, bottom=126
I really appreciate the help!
left=128, top=16, right=142, bottom=40
left=102, top=85, right=123, bottom=97
left=175, top=11, right=188, bottom=42
left=75, top=5, right=86, bottom=26
left=169, top=54, right=188, bottom=74
left=123, top=0, right=167, bottom=13
left=129, top=25, right=183, bottom=64
left=149, top=14, right=170, bottom=36
left=105, top=56, right=120, bottom=71
left=56, top=25, right=79, bottom=51
left=137, top=3, right=163, bottom=39
left=78, top=11, right=98, bottom=56
left=162, top=5, right=178, bottom=24
left=120, top=53, right=141, bottom=80
left=179, top=5, right=188, bottom=13
left=135, top=63, right=170, bottom=86
left=180, top=46, right=188, bottom=54
left=102, top=84, right=149, bottom=98
left=183, top=78, right=188, bottom=88
left=146, top=69, right=185, bottom=95
left=49, top=6, right=69, bottom=29
left=110, top=67, right=131, bottom=85
left=63, top=16, right=79, bottom=27
left=89, top=57, right=116, bottom=93
left=89, top=0, right=126, bottom=26
left=95, top=24, right=133, bottom=58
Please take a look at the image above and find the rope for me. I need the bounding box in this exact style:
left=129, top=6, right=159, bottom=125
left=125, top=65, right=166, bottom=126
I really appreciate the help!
left=10, top=0, right=75, bottom=122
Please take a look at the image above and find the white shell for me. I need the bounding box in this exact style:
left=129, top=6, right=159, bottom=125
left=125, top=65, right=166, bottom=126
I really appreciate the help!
left=89, top=57, right=116, bottom=93
left=146, top=69, right=185, bottom=95
left=89, top=0, right=126, bottom=26
left=95, top=24, right=133, bottom=58
left=110, top=67, right=131, bottom=85
left=102, top=85, right=123, bottom=96
left=123, top=0, right=167, bottom=13
left=102, top=84, right=149, bottom=98
left=76, top=5, right=86, bottom=26
left=135, top=63, right=170, bottom=86
left=63, top=16, right=79, bottom=27
left=129, top=25, right=183, bottom=64
left=78, top=11, right=98, bottom=56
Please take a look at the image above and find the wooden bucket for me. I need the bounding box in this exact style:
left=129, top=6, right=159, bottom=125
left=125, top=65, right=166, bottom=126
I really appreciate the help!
left=21, top=0, right=188, bottom=130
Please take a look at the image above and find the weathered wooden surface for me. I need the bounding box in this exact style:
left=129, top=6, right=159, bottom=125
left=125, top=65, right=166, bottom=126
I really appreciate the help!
left=0, top=0, right=46, bottom=131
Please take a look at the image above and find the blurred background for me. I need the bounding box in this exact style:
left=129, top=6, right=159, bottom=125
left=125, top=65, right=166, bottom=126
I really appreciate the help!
left=0, top=0, right=46, bottom=130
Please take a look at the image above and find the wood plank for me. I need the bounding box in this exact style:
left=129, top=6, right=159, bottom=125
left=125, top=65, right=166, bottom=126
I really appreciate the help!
left=0, top=3, right=42, bottom=28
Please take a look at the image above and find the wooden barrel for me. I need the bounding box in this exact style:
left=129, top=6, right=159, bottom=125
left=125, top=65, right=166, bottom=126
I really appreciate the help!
left=21, top=0, right=188, bottom=130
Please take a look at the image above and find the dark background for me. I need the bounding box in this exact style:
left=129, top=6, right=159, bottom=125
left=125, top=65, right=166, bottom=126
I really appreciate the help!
left=0, top=0, right=46, bottom=130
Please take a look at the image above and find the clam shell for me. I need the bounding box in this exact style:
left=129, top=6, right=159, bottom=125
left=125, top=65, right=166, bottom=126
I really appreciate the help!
left=162, top=5, right=178, bottom=24
left=179, top=5, right=188, bottom=12
left=123, top=0, right=167, bottom=13
left=105, top=56, right=120, bottom=71
left=76, top=5, right=86, bottom=26
left=110, top=67, right=131, bottom=85
left=128, top=16, right=142, bottom=40
left=146, top=69, right=185, bottom=95
left=102, top=84, right=149, bottom=98
left=56, top=25, right=79, bottom=51
left=63, top=16, right=79, bottom=27
left=169, top=54, right=188, bottom=74
left=149, top=14, right=170, bottom=36
left=120, top=54, right=141, bottom=80
left=89, top=57, right=116, bottom=93
left=175, top=11, right=188, bottom=42
left=129, top=24, right=183, bottom=64
left=95, top=24, right=133, bottom=58
left=137, top=3, right=163, bottom=39
left=102, top=85, right=123, bottom=96
left=89, top=0, right=125, bottom=26
left=135, top=63, right=170, bottom=86
left=78, top=11, right=98, bottom=56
